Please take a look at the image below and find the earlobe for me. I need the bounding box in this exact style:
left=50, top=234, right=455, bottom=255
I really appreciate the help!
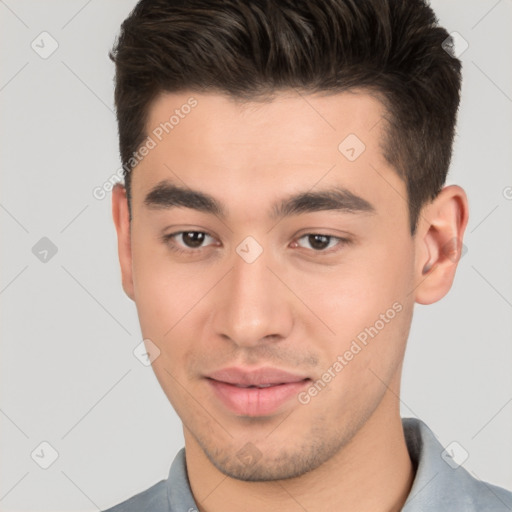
left=112, top=184, right=135, bottom=301
left=413, top=185, right=469, bottom=305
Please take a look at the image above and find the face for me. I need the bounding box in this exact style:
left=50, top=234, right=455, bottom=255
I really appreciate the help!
left=115, top=90, right=422, bottom=481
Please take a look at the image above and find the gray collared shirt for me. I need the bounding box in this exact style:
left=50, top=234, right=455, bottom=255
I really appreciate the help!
left=103, top=417, right=512, bottom=511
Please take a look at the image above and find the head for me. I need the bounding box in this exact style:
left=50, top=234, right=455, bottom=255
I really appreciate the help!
left=110, top=0, right=468, bottom=481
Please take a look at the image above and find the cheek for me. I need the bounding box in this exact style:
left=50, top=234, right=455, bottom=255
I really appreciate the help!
left=290, top=238, right=415, bottom=402
left=129, top=235, right=223, bottom=395
left=129, top=241, right=203, bottom=405
left=130, top=230, right=207, bottom=336
left=291, top=240, right=414, bottom=338
left=299, top=299, right=413, bottom=428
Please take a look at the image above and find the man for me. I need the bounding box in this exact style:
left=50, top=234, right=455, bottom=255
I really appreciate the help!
left=105, top=0, right=512, bottom=510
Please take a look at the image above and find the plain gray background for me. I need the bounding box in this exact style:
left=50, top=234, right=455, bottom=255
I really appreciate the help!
left=1, top=1, right=511, bottom=510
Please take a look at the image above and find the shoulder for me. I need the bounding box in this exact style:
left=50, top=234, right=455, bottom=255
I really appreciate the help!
left=102, top=480, right=168, bottom=512
left=438, top=466, right=512, bottom=511
left=101, top=448, right=195, bottom=512
left=402, top=417, right=512, bottom=511
left=469, top=479, right=512, bottom=510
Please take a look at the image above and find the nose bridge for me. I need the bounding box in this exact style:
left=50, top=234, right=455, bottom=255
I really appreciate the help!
left=213, top=244, right=293, bottom=346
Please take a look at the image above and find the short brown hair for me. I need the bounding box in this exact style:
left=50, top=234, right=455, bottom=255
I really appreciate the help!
left=109, top=0, right=462, bottom=234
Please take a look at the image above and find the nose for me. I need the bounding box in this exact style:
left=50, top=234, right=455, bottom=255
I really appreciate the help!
left=211, top=246, right=294, bottom=348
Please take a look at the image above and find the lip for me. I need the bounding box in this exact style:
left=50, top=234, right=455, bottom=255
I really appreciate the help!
left=206, top=367, right=311, bottom=416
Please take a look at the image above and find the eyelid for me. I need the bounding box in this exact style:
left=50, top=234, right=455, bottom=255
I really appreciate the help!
left=161, top=230, right=353, bottom=255
left=293, top=233, right=352, bottom=254
left=161, top=230, right=218, bottom=253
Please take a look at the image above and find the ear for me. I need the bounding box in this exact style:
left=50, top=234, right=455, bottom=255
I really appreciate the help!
left=112, top=184, right=135, bottom=301
left=413, top=185, right=469, bottom=305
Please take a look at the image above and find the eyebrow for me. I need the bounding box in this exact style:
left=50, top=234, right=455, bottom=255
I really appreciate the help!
left=144, top=180, right=376, bottom=220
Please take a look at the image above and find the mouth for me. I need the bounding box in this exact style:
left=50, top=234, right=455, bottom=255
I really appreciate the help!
left=223, top=383, right=287, bottom=388
left=205, top=367, right=312, bottom=416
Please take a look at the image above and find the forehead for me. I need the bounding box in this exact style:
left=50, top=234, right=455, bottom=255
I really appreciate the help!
left=145, top=89, right=386, bottom=160
left=130, top=89, right=404, bottom=224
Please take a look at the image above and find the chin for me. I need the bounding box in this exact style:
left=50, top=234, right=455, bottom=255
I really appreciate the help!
left=200, top=434, right=339, bottom=483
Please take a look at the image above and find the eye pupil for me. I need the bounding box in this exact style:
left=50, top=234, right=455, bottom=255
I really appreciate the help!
left=183, top=231, right=205, bottom=248
left=309, top=234, right=330, bottom=250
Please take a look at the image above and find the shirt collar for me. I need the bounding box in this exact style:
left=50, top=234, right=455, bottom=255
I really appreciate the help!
left=401, top=417, right=510, bottom=511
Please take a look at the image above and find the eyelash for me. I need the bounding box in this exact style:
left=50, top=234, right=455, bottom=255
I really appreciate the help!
left=161, top=231, right=352, bottom=256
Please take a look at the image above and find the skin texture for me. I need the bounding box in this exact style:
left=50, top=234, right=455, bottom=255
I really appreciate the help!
left=112, top=90, right=468, bottom=512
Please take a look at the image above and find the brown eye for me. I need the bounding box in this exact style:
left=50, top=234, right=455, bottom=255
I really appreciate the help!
left=295, top=233, right=351, bottom=254
left=181, top=231, right=207, bottom=248
left=296, top=234, right=339, bottom=251
left=307, top=235, right=330, bottom=250
left=163, top=231, right=217, bottom=253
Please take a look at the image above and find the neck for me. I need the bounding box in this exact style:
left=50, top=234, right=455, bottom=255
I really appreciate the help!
left=185, top=375, right=414, bottom=512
